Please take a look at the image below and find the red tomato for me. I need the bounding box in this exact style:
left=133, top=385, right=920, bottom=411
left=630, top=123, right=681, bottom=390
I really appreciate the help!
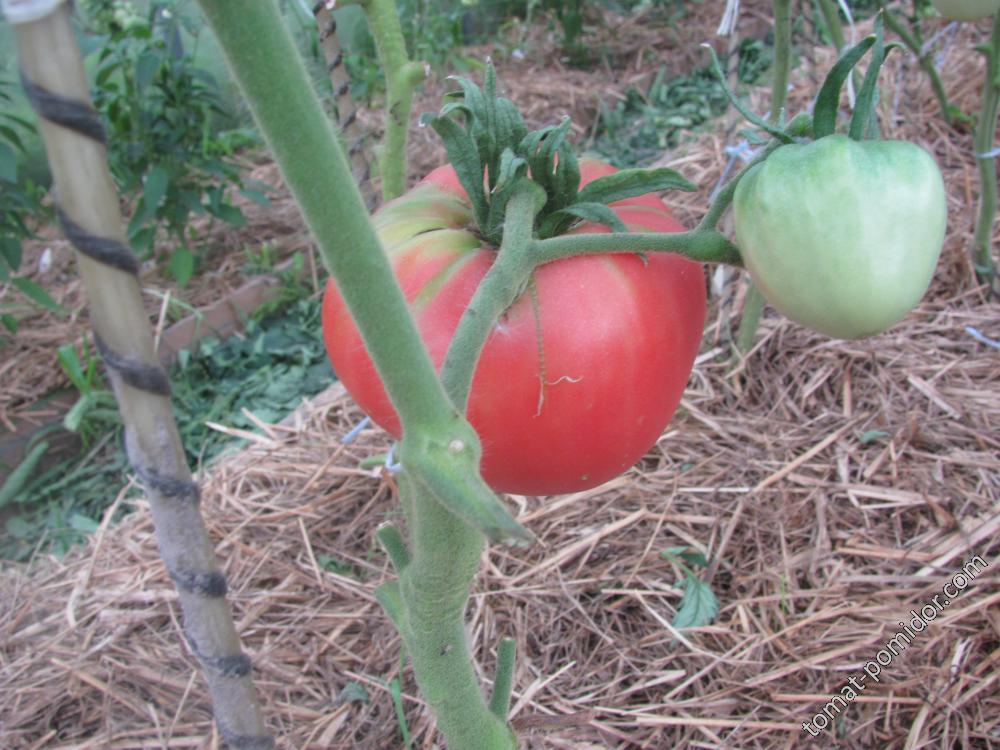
left=322, top=160, right=706, bottom=495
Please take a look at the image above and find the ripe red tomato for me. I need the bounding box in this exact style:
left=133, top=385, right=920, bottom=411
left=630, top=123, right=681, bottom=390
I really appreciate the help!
left=322, top=160, right=706, bottom=495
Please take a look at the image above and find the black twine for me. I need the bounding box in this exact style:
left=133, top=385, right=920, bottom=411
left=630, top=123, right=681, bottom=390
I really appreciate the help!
left=57, top=207, right=140, bottom=275
left=20, top=69, right=106, bottom=145
left=171, top=567, right=229, bottom=598
left=93, top=333, right=171, bottom=396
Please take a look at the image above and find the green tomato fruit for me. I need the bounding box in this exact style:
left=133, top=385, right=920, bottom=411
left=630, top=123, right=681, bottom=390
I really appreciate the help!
left=931, top=0, right=1000, bottom=21
left=734, top=135, right=946, bottom=340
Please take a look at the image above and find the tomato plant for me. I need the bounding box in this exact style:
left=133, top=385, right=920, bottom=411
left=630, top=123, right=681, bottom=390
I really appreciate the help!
left=931, top=0, right=1000, bottom=21
left=733, top=134, right=947, bottom=339
left=323, top=159, right=706, bottom=495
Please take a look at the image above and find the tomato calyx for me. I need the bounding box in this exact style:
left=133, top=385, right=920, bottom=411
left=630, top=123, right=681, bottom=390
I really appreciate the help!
left=422, top=64, right=696, bottom=247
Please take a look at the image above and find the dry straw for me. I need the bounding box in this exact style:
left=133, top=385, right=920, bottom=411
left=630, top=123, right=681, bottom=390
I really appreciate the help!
left=2, top=5, right=998, bottom=749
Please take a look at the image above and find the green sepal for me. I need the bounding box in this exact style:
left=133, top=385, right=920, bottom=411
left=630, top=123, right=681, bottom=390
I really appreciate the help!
left=849, top=19, right=899, bottom=140
left=426, top=112, right=489, bottom=230
left=576, top=167, right=696, bottom=205
left=538, top=202, right=626, bottom=237
left=484, top=149, right=530, bottom=244
left=813, top=35, right=877, bottom=138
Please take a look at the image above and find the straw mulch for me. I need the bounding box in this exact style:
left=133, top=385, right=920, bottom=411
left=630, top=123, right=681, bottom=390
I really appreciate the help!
left=2, top=7, right=999, bottom=750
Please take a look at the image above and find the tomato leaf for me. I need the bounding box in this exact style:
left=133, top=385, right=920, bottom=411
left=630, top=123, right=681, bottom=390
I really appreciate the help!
left=169, top=246, right=196, bottom=287
left=0, top=141, right=17, bottom=183
left=673, top=574, right=718, bottom=629
left=0, top=440, right=49, bottom=508
left=813, top=36, right=877, bottom=139
left=11, top=277, right=62, bottom=313
left=576, top=167, right=696, bottom=205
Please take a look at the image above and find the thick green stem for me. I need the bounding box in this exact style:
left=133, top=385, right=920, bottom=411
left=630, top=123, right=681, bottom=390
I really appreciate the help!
left=771, top=0, right=792, bottom=122
left=879, top=1, right=955, bottom=125
left=363, top=0, right=425, bottom=201
left=533, top=229, right=742, bottom=266
left=196, top=0, right=451, bottom=436
left=398, top=482, right=517, bottom=749
left=817, top=0, right=847, bottom=51
left=441, top=182, right=546, bottom=412
left=972, top=13, right=1000, bottom=287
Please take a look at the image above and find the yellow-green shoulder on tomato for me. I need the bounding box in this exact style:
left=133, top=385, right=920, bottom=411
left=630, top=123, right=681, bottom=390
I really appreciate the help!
left=733, top=134, right=947, bottom=340
left=931, top=0, right=1000, bottom=21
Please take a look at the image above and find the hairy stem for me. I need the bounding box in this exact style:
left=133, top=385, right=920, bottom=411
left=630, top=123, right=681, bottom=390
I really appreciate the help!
left=196, top=4, right=526, bottom=746
left=533, top=228, right=742, bottom=266
left=972, top=13, right=999, bottom=288
left=879, top=0, right=954, bottom=124
left=397, top=480, right=517, bottom=749
left=441, top=182, right=546, bottom=413
left=363, top=0, right=426, bottom=200
left=197, top=0, right=453, bottom=435
left=13, top=6, right=271, bottom=747
left=817, top=0, right=847, bottom=51
left=770, top=0, right=792, bottom=121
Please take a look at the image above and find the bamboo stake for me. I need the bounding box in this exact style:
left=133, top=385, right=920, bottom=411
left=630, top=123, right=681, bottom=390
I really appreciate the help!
left=312, top=0, right=379, bottom=211
left=6, top=1, right=272, bottom=746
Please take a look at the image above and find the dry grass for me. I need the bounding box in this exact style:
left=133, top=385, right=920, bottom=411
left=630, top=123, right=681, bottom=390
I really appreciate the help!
left=2, top=5, right=999, bottom=750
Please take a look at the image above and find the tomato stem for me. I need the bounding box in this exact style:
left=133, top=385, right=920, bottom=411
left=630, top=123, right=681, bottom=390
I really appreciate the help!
left=441, top=180, right=548, bottom=412
left=198, top=4, right=527, bottom=747
left=971, top=12, right=999, bottom=290
left=770, top=0, right=792, bottom=123
left=362, top=0, right=426, bottom=201
left=532, top=229, right=742, bottom=266
left=876, top=0, right=955, bottom=126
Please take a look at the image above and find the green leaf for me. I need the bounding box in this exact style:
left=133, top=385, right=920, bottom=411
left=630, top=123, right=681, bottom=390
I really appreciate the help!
left=57, top=343, right=89, bottom=393
left=1, top=314, right=18, bottom=334
left=69, top=513, right=100, bottom=534
left=143, top=166, right=170, bottom=215
left=0, top=237, right=22, bottom=278
left=238, top=187, right=271, bottom=206
left=129, top=226, right=157, bottom=256
left=336, top=681, right=370, bottom=706
left=859, top=429, right=890, bottom=445
left=11, top=277, right=62, bottom=313
left=169, top=246, right=196, bottom=287
left=207, top=202, right=246, bottom=226
left=64, top=392, right=94, bottom=433
left=135, top=50, right=162, bottom=93
left=813, top=36, right=877, bottom=139
left=0, top=141, right=17, bottom=183
left=660, top=545, right=709, bottom=569
left=673, top=574, right=719, bottom=629
left=576, top=167, right=696, bottom=205
left=0, top=440, right=49, bottom=507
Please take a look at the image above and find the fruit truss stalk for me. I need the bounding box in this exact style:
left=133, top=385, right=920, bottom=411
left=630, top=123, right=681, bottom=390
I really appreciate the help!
left=10, top=3, right=272, bottom=747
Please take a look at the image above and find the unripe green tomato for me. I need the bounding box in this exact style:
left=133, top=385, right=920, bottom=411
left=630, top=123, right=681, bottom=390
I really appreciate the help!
left=931, top=0, right=1000, bottom=21
left=733, top=135, right=946, bottom=339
